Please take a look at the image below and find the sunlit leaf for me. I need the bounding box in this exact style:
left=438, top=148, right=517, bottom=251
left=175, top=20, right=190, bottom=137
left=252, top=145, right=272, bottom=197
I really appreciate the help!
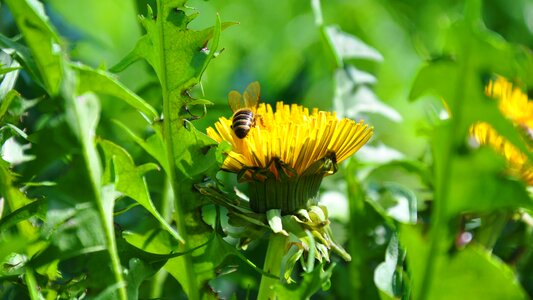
left=4, top=0, right=63, bottom=95
left=73, top=63, right=159, bottom=123
left=0, top=50, right=20, bottom=101
left=374, top=234, right=405, bottom=298
left=99, top=139, right=182, bottom=242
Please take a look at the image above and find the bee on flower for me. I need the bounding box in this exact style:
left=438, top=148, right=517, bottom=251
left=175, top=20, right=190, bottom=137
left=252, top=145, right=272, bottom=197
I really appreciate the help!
left=207, top=82, right=374, bottom=213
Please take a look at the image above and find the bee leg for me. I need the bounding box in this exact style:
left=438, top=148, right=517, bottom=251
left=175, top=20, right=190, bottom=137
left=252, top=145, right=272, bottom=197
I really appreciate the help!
left=255, top=114, right=265, bottom=127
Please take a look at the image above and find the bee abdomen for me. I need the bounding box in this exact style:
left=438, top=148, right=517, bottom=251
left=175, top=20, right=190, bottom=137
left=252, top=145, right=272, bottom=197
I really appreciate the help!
left=232, top=110, right=254, bottom=139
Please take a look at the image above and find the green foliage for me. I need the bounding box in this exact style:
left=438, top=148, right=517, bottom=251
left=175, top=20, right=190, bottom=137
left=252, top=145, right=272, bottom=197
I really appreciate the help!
left=1, top=0, right=533, bottom=299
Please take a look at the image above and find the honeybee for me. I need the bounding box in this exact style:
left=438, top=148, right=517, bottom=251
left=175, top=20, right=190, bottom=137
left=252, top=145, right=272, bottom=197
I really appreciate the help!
left=228, top=81, right=261, bottom=139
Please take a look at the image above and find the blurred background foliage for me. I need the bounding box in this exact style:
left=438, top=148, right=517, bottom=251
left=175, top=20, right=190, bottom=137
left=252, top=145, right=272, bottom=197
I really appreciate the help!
left=20, top=0, right=531, bottom=155
left=1, top=0, right=533, bottom=299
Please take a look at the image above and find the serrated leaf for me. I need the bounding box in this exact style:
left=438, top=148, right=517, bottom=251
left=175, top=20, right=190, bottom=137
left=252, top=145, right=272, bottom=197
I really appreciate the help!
left=334, top=67, right=401, bottom=121
left=174, top=125, right=220, bottom=183
left=110, top=10, right=229, bottom=96
left=113, top=120, right=169, bottom=174
left=99, top=139, right=182, bottom=243
left=110, top=2, right=232, bottom=297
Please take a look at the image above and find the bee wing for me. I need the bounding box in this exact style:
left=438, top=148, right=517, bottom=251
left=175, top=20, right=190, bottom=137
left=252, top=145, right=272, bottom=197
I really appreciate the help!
left=243, top=81, right=260, bottom=109
left=228, top=90, right=243, bottom=112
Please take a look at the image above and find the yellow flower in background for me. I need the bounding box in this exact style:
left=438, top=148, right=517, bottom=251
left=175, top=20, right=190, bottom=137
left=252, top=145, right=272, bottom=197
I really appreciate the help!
left=207, top=98, right=373, bottom=213
left=470, top=77, right=533, bottom=185
left=487, top=78, right=533, bottom=129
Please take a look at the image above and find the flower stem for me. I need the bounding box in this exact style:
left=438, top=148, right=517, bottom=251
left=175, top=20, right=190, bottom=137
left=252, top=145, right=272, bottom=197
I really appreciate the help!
left=258, top=233, right=287, bottom=300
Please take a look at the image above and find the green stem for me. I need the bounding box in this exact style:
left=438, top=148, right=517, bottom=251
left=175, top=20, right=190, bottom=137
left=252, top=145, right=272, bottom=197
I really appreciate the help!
left=345, top=160, right=374, bottom=298
left=417, top=2, right=477, bottom=295
left=311, top=0, right=343, bottom=70
left=156, top=1, right=199, bottom=297
left=258, top=233, right=287, bottom=300
left=149, top=177, right=173, bottom=298
left=25, top=269, right=39, bottom=300
left=476, top=212, right=510, bottom=250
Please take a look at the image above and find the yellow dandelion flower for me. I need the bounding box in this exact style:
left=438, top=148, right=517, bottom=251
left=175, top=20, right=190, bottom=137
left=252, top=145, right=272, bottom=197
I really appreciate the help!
left=487, top=77, right=533, bottom=129
left=207, top=85, right=373, bottom=213
left=470, top=77, right=533, bottom=185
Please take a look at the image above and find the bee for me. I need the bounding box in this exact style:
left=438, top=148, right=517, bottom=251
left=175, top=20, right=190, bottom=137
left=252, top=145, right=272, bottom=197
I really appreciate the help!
left=228, top=81, right=261, bottom=139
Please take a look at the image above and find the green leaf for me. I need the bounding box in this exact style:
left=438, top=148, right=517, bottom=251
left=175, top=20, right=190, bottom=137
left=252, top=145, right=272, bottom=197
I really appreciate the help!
left=0, top=198, right=46, bottom=233
left=368, top=182, right=417, bottom=224
left=110, top=12, right=233, bottom=97
left=446, top=147, right=532, bottom=217
left=374, top=234, right=406, bottom=298
left=0, top=34, right=45, bottom=90
left=165, top=230, right=271, bottom=290
left=98, top=139, right=183, bottom=243
left=273, top=263, right=335, bottom=299
left=73, top=63, right=159, bottom=123
left=0, top=236, right=29, bottom=275
left=334, top=66, right=401, bottom=122
left=326, top=26, right=383, bottom=62
left=267, top=209, right=285, bottom=234
left=0, top=50, right=20, bottom=101
left=29, top=203, right=107, bottom=270
left=124, top=258, right=158, bottom=300
left=4, top=0, right=64, bottom=95
left=409, top=22, right=533, bottom=162
left=0, top=67, right=21, bottom=76
left=64, top=91, right=103, bottom=200
left=0, top=90, right=20, bottom=121
left=174, top=125, right=220, bottom=183
left=400, top=225, right=527, bottom=300
left=0, top=159, right=37, bottom=236
left=113, top=120, right=169, bottom=174
left=110, top=2, right=231, bottom=298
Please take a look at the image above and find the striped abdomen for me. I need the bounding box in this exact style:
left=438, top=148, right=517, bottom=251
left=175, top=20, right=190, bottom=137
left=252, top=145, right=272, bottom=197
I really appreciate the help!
left=231, top=109, right=254, bottom=139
